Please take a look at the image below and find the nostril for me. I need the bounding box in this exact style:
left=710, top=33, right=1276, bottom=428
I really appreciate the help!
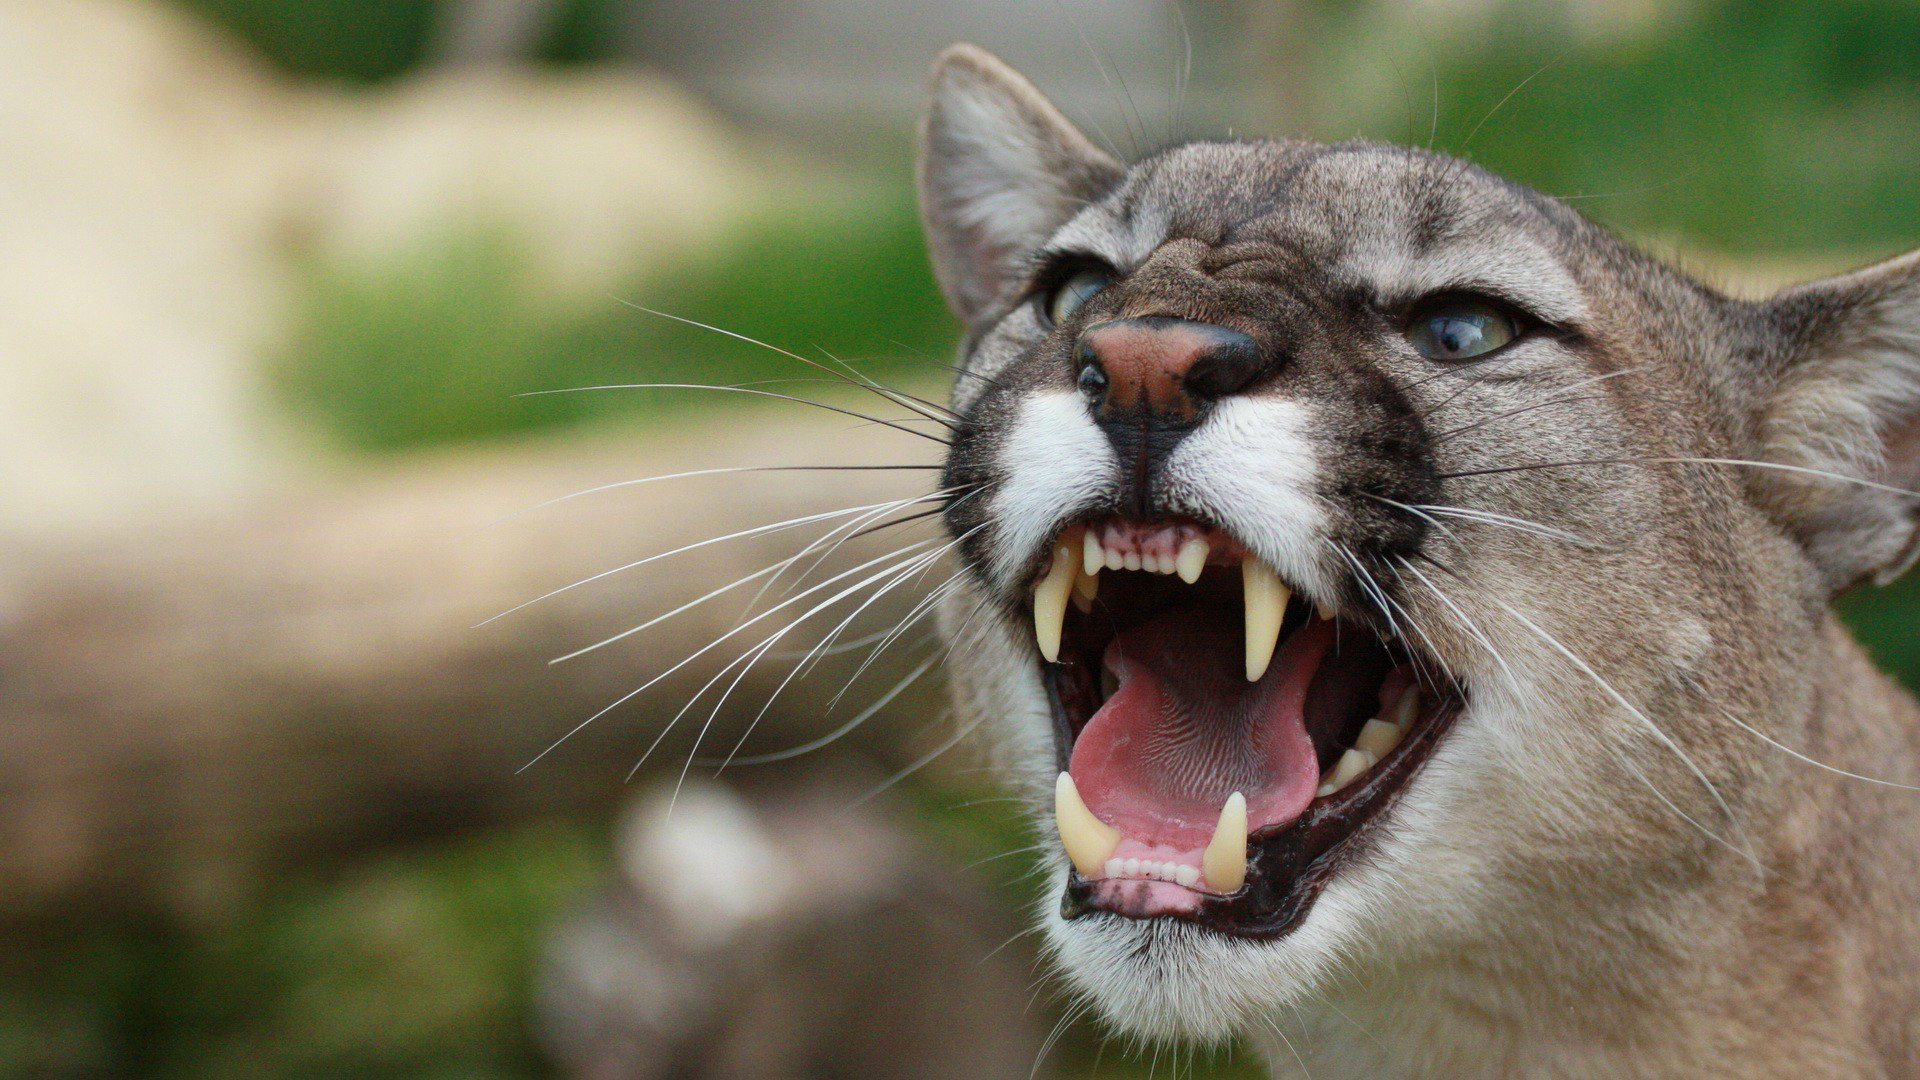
left=1183, top=334, right=1263, bottom=401
left=1078, top=360, right=1109, bottom=397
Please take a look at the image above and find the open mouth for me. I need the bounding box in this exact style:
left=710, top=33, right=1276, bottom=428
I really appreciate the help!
left=1027, top=520, right=1464, bottom=939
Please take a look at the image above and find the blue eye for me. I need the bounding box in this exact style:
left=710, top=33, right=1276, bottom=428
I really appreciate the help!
left=1407, top=299, right=1518, bottom=361
left=1042, top=268, right=1113, bottom=326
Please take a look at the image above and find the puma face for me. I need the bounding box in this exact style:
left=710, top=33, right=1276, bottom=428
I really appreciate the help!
left=915, top=44, right=1920, bottom=1052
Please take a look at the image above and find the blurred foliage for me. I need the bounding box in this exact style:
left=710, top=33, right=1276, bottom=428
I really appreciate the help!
left=1347, top=0, right=1920, bottom=253
left=175, top=0, right=626, bottom=81
left=275, top=196, right=954, bottom=453
left=0, top=821, right=602, bottom=1079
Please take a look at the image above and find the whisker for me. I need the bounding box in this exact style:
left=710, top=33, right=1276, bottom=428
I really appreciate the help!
left=709, top=653, right=939, bottom=767
left=1432, top=367, right=1645, bottom=443
left=611, top=302, right=968, bottom=428
left=493, top=463, right=941, bottom=526
left=659, top=539, right=964, bottom=803
left=1393, top=555, right=1520, bottom=689
left=1485, top=594, right=1760, bottom=869
left=519, top=381, right=952, bottom=445
left=1439, top=456, right=1920, bottom=500
left=694, top=534, right=972, bottom=782
left=479, top=491, right=950, bottom=627
left=1719, top=709, right=1920, bottom=791
left=518, top=539, right=944, bottom=774
left=845, top=709, right=984, bottom=810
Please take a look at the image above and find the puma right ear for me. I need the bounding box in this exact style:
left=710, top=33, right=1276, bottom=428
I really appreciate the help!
left=916, top=44, right=1122, bottom=326
left=1753, top=249, right=1920, bottom=593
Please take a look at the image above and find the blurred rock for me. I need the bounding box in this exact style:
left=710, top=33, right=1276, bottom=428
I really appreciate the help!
left=538, top=776, right=1046, bottom=1080
left=0, top=0, right=776, bottom=546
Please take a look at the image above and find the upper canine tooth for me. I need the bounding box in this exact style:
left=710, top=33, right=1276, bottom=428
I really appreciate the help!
left=1034, top=533, right=1078, bottom=662
left=1354, top=718, right=1404, bottom=759
left=1083, top=530, right=1104, bottom=576
left=1316, top=602, right=1336, bottom=622
left=1202, top=791, right=1249, bottom=892
left=1242, top=559, right=1290, bottom=681
left=1054, top=772, right=1121, bottom=877
left=1175, top=538, right=1209, bottom=583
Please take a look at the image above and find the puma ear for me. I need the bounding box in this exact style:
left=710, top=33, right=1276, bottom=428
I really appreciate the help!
left=916, top=43, right=1122, bottom=325
left=1754, top=249, right=1920, bottom=593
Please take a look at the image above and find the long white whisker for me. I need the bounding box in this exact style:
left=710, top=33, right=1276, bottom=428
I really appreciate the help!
left=659, top=540, right=960, bottom=806
left=714, top=653, right=939, bottom=768
left=1410, top=503, right=1603, bottom=548
left=688, top=534, right=970, bottom=785
left=622, top=541, right=949, bottom=786
left=845, top=709, right=982, bottom=810
left=1394, top=556, right=1520, bottom=689
left=1720, top=709, right=1920, bottom=791
left=489, top=463, right=936, bottom=523
left=478, top=493, right=940, bottom=627
left=608, top=302, right=965, bottom=424
left=1487, top=595, right=1760, bottom=869
left=549, top=492, right=950, bottom=656
left=517, top=540, right=942, bottom=772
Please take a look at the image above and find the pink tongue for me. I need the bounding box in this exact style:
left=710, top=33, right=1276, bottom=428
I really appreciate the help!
left=1067, top=606, right=1330, bottom=849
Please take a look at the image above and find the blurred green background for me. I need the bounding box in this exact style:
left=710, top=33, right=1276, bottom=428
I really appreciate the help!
left=7, top=1, right=1917, bottom=1077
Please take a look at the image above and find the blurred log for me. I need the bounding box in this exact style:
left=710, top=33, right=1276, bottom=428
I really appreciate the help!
left=0, top=414, right=945, bottom=923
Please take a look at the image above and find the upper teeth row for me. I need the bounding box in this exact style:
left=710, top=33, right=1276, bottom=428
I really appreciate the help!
left=1034, top=525, right=1329, bottom=681
left=1083, top=530, right=1211, bottom=582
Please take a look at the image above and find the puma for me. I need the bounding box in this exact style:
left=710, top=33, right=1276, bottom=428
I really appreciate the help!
left=915, top=43, right=1920, bottom=1077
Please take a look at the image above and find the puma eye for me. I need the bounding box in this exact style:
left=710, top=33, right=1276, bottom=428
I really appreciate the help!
left=1406, top=298, right=1519, bottom=361
left=1039, top=267, right=1114, bottom=327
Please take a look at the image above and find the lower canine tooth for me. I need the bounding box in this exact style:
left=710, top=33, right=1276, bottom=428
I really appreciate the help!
left=1054, top=772, right=1122, bottom=877
left=1242, top=559, right=1290, bottom=681
left=1175, top=538, right=1209, bottom=583
left=1033, top=533, right=1078, bottom=662
left=1202, top=791, right=1249, bottom=892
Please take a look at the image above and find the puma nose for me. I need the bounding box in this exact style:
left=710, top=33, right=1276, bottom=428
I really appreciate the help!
left=1074, top=317, right=1263, bottom=423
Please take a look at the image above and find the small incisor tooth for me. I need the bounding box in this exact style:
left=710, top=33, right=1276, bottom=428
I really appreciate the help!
left=1033, top=532, right=1079, bottom=662
left=1242, top=559, right=1290, bottom=681
left=1054, top=772, right=1121, bottom=877
left=1202, top=791, right=1249, bottom=892
left=1175, top=538, right=1210, bottom=584
left=1354, top=718, right=1403, bottom=759
left=1082, top=529, right=1104, bottom=576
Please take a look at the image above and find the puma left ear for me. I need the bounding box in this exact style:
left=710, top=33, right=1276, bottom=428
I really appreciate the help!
left=1754, top=249, right=1920, bottom=593
left=917, top=43, right=1122, bottom=326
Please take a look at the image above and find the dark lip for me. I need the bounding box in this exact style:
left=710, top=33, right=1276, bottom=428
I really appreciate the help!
left=1046, top=667, right=1465, bottom=941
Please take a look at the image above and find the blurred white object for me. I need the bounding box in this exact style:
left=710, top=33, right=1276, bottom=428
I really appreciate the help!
left=538, top=776, right=1047, bottom=1080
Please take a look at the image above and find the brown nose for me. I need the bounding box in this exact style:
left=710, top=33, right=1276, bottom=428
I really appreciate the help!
left=1074, top=317, right=1263, bottom=422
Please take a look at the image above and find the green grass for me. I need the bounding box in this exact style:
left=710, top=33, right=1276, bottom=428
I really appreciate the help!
left=274, top=196, right=956, bottom=454
left=1342, top=0, right=1920, bottom=255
